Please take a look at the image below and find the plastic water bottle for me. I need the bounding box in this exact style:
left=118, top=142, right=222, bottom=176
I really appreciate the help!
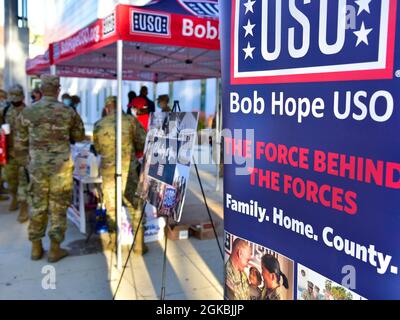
left=87, top=152, right=99, bottom=178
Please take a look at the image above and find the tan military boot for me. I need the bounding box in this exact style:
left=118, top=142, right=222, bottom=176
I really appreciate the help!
left=31, top=240, right=44, bottom=261
left=48, top=240, right=69, bottom=263
left=17, top=202, right=29, bottom=223
left=8, top=194, right=18, bottom=211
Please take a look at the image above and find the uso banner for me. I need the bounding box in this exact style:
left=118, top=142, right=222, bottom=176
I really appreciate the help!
left=220, top=0, right=399, bottom=300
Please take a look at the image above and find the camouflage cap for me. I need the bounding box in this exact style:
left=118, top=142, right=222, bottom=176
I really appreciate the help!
left=8, top=85, right=25, bottom=102
left=105, top=96, right=117, bottom=106
left=40, top=74, right=61, bottom=94
left=157, top=94, right=170, bottom=103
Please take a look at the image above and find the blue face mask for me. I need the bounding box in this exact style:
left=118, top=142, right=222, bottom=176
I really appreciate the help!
left=63, top=99, right=72, bottom=106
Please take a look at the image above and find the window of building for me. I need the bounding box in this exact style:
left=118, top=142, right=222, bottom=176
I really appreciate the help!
left=17, top=0, right=28, bottom=28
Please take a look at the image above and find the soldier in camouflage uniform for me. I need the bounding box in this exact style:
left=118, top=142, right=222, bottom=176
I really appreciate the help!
left=260, top=254, right=289, bottom=301
left=0, top=89, right=10, bottom=200
left=301, top=281, right=316, bottom=300
left=225, top=239, right=251, bottom=300
left=0, top=89, right=8, bottom=121
left=93, top=96, right=147, bottom=255
left=261, top=283, right=285, bottom=300
left=4, top=85, right=30, bottom=221
left=17, top=75, right=85, bottom=263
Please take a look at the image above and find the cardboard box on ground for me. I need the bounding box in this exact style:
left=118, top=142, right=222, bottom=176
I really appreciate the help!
left=167, top=224, right=190, bottom=241
left=190, top=222, right=218, bottom=240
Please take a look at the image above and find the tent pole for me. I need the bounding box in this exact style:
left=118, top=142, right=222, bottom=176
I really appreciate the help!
left=50, top=65, right=56, bottom=76
left=215, top=78, right=221, bottom=192
left=25, top=76, right=30, bottom=106
left=116, top=40, right=123, bottom=271
left=154, top=82, right=158, bottom=104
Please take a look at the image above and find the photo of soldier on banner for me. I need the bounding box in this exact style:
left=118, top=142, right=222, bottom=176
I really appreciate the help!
left=137, top=112, right=199, bottom=223
left=297, top=264, right=366, bottom=301
left=224, top=232, right=294, bottom=301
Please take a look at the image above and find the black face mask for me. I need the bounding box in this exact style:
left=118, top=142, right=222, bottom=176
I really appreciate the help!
left=11, top=101, right=24, bottom=107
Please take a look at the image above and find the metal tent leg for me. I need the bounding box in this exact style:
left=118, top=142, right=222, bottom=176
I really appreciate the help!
left=116, top=40, right=124, bottom=271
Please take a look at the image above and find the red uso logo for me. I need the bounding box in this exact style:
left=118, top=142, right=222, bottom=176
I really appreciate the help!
left=231, top=0, right=398, bottom=84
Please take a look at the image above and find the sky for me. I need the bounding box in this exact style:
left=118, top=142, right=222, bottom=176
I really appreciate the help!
left=28, top=1, right=45, bottom=34
left=0, top=0, right=4, bottom=26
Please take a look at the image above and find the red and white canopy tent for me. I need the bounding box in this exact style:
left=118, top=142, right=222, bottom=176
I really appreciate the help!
left=27, top=1, right=220, bottom=81
left=26, top=49, right=51, bottom=76
left=26, top=0, right=221, bottom=269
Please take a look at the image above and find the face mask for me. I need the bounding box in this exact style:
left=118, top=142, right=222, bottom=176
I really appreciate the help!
left=63, top=99, right=72, bottom=106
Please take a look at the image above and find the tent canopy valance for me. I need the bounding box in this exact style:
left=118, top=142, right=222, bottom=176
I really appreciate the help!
left=26, top=49, right=51, bottom=75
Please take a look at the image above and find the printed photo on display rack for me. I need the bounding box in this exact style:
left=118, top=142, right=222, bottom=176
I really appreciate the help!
left=297, top=264, right=366, bottom=301
left=136, top=112, right=199, bottom=223
left=224, top=232, right=295, bottom=301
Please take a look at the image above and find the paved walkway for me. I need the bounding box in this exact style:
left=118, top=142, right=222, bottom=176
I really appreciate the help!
left=0, top=157, right=224, bottom=300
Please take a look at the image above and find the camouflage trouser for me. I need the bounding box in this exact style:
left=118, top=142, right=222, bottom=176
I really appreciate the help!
left=4, top=158, right=29, bottom=202
left=28, top=165, right=73, bottom=243
left=101, top=160, right=144, bottom=236
left=125, top=160, right=145, bottom=238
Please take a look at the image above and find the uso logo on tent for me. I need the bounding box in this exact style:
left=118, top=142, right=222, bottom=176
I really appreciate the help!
left=232, top=0, right=397, bottom=84
left=103, top=12, right=116, bottom=38
left=178, top=0, right=219, bottom=18
left=131, top=9, right=171, bottom=37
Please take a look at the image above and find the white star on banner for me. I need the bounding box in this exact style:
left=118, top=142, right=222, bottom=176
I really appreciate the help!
left=355, top=0, right=372, bottom=15
left=243, top=42, right=255, bottom=59
left=354, top=22, right=373, bottom=46
left=243, top=19, right=256, bottom=37
left=244, top=0, right=256, bottom=14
